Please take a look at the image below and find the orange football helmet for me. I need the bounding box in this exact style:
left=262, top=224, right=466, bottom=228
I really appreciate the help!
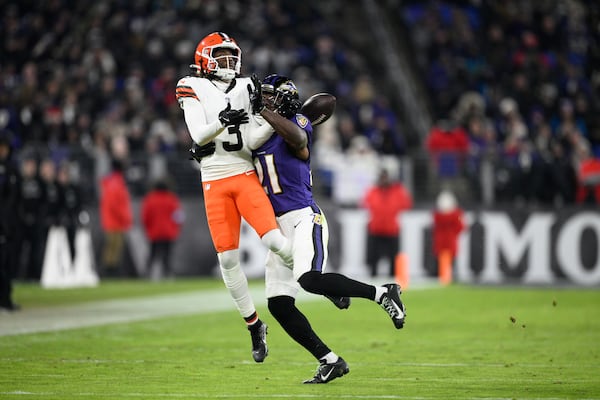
left=190, top=32, right=241, bottom=81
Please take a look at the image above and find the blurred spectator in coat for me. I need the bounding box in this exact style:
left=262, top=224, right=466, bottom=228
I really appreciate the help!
left=57, top=162, right=83, bottom=260
left=99, top=159, right=133, bottom=277
left=39, top=158, right=62, bottom=256
left=361, top=168, right=413, bottom=277
left=332, top=136, right=380, bottom=206
left=0, top=135, right=20, bottom=311
left=141, top=179, right=183, bottom=279
left=365, top=114, right=405, bottom=156
left=15, top=156, right=45, bottom=281
left=426, top=119, right=470, bottom=178
left=432, top=190, right=465, bottom=282
left=426, top=119, right=470, bottom=154
left=574, top=144, right=600, bottom=205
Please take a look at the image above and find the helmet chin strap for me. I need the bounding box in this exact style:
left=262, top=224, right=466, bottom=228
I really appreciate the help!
left=210, top=76, right=237, bottom=93
left=215, top=69, right=236, bottom=82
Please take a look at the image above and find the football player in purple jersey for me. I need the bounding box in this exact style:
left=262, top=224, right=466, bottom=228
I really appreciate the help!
left=246, top=74, right=408, bottom=384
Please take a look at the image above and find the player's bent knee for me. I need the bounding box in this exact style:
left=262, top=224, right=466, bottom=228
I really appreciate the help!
left=297, top=271, right=324, bottom=295
left=218, top=249, right=240, bottom=270
left=268, top=296, right=295, bottom=321
left=261, top=229, right=287, bottom=252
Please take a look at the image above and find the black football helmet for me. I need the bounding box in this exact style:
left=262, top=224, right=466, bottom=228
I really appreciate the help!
left=261, top=74, right=301, bottom=117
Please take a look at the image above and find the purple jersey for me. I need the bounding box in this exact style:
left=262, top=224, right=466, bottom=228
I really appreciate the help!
left=253, top=114, right=315, bottom=215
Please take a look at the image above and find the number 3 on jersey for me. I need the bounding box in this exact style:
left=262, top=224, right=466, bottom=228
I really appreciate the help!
left=222, top=125, right=243, bottom=151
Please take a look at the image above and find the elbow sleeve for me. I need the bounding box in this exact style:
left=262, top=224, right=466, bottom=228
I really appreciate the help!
left=181, top=98, right=225, bottom=145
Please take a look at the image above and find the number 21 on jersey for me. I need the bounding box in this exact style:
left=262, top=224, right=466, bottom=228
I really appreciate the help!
left=254, top=154, right=282, bottom=195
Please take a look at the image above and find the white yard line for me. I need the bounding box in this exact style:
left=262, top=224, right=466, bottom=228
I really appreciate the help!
left=0, top=279, right=438, bottom=337
left=0, top=287, right=271, bottom=336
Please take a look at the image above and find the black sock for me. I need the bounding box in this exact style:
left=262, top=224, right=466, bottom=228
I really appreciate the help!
left=298, top=271, right=376, bottom=300
left=268, top=296, right=330, bottom=360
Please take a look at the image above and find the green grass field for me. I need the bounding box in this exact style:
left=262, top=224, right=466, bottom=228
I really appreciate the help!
left=1, top=279, right=599, bottom=399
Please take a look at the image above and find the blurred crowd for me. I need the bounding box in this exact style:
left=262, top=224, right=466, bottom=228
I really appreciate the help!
left=0, top=0, right=407, bottom=286
left=0, top=0, right=405, bottom=203
left=0, top=0, right=598, bottom=211
left=403, top=0, right=600, bottom=206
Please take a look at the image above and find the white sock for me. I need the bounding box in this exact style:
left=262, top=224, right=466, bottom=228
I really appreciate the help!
left=320, top=352, right=338, bottom=364
left=375, top=286, right=387, bottom=303
left=218, top=251, right=255, bottom=317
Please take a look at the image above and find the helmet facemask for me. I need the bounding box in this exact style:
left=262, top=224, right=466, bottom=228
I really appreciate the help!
left=205, top=45, right=240, bottom=81
left=261, top=79, right=299, bottom=112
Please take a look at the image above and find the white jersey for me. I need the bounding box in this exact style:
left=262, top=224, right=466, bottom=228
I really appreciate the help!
left=176, top=75, right=258, bottom=181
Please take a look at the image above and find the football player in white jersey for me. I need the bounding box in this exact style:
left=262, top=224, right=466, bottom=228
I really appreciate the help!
left=176, top=32, right=293, bottom=363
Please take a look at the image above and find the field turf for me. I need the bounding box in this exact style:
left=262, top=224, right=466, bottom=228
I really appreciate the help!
left=1, top=278, right=599, bottom=399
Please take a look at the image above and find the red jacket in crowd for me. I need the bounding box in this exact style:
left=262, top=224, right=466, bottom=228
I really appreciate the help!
left=362, top=182, right=413, bottom=236
left=141, top=188, right=183, bottom=241
left=100, top=171, right=133, bottom=232
left=432, top=209, right=465, bottom=258
left=426, top=125, right=470, bottom=153
left=575, top=157, right=600, bottom=204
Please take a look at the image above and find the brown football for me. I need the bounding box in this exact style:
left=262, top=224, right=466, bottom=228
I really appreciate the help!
left=300, top=93, right=336, bottom=126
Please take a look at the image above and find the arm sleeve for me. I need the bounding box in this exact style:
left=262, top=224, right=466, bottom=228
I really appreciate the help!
left=180, top=97, right=226, bottom=145
left=246, top=118, right=275, bottom=150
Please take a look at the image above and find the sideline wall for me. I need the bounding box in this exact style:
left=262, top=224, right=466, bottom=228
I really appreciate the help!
left=90, top=200, right=599, bottom=286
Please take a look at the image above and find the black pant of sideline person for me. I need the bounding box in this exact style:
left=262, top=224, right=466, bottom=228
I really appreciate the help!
left=0, top=231, right=19, bottom=311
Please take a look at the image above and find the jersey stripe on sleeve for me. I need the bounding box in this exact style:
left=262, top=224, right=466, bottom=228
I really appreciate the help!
left=176, top=85, right=198, bottom=100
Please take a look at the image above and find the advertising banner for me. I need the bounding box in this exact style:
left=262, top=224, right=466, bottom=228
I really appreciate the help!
left=94, top=200, right=599, bottom=286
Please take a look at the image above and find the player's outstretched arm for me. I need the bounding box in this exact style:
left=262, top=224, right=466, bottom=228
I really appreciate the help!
left=259, top=108, right=309, bottom=160
left=246, top=121, right=275, bottom=151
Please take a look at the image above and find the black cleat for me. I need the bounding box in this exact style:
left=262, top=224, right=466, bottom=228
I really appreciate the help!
left=248, top=322, right=268, bottom=362
left=325, top=295, right=351, bottom=310
left=303, top=357, right=349, bottom=384
left=379, top=283, right=406, bottom=329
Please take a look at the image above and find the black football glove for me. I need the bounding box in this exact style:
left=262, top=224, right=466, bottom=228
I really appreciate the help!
left=247, top=74, right=264, bottom=114
left=277, top=98, right=302, bottom=118
left=218, top=103, right=249, bottom=126
left=189, top=141, right=216, bottom=163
